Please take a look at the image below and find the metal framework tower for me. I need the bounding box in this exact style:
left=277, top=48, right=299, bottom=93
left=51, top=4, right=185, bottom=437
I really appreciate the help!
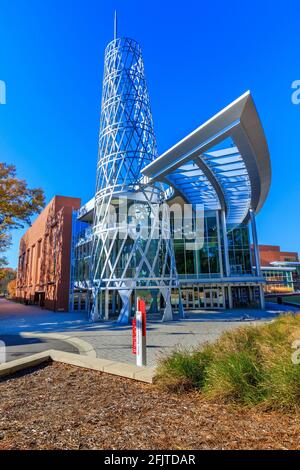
left=90, top=30, right=178, bottom=323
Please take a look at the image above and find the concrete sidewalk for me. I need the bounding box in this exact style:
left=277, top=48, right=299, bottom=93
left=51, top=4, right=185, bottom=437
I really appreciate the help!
left=1, top=298, right=299, bottom=367
left=0, top=334, right=79, bottom=362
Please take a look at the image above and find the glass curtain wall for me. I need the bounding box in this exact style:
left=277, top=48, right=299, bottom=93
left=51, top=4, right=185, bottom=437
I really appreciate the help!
left=173, top=210, right=221, bottom=279
left=219, top=219, right=252, bottom=276
left=227, top=224, right=252, bottom=275
left=74, top=219, right=91, bottom=286
left=172, top=208, right=252, bottom=279
left=262, top=269, right=294, bottom=293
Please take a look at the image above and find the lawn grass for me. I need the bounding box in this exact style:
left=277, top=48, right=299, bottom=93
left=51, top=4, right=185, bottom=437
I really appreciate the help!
left=155, top=314, right=300, bottom=412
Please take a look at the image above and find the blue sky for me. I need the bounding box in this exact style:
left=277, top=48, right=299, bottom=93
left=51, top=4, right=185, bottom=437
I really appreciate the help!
left=0, top=0, right=299, bottom=268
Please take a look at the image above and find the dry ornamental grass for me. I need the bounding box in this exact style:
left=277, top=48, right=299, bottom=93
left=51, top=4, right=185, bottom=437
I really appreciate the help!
left=155, top=314, right=300, bottom=411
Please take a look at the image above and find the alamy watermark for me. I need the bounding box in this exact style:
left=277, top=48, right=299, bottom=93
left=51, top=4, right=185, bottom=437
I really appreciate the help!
left=93, top=198, right=205, bottom=250
left=291, top=80, right=300, bottom=105
left=0, top=80, right=6, bottom=104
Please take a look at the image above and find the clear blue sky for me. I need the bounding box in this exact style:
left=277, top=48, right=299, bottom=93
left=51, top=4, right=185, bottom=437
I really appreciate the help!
left=0, top=0, right=299, bottom=268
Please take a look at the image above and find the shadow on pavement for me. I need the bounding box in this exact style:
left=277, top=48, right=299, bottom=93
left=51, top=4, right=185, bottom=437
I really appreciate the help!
left=0, top=333, right=79, bottom=363
left=0, top=299, right=299, bottom=336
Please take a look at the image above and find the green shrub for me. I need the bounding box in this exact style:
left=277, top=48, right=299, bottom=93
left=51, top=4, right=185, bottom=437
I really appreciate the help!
left=155, top=346, right=214, bottom=392
left=155, top=313, right=300, bottom=412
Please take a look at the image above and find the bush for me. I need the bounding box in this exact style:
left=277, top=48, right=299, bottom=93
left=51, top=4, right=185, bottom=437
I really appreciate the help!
left=155, top=314, right=300, bottom=412
left=155, top=347, right=214, bottom=392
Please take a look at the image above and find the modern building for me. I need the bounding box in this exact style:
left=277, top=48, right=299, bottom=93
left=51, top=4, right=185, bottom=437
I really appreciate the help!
left=16, top=196, right=81, bottom=311
left=68, top=30, right=272, bottom=321
left=255, top=245, right=300, bottom=293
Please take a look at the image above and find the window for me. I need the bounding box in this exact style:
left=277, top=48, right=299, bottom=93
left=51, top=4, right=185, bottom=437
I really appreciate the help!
left=226, top=224, right=252, bottom=275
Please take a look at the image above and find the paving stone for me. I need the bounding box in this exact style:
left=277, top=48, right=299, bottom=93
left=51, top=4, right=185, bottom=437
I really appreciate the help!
left=1, top=298, right=298, bottom=368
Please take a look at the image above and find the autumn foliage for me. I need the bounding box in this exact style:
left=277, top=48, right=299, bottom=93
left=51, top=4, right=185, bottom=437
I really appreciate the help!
left=7, top=278, right=16, bottom=298
left=0, top=162, right=45, bottom=273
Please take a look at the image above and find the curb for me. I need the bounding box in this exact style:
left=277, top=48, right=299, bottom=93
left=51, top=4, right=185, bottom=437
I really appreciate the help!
left=20, top=332, right=97, bottom=358
left=0, top=349, right=154, bottom=383
left=0, top=351, right=52, bottom=379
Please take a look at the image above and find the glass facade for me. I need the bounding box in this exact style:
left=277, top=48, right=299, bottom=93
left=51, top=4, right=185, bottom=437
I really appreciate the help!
left=70, top=205, right=262, bottom=313
left=262, top=268, right=294, bottom=293
left=227, top=225, right=252, bottom=275
left=172, top=209, right=252, bottom=280
left=69, top=216, right=92, bottom=312
left=173, top=210, right=221, bottom=279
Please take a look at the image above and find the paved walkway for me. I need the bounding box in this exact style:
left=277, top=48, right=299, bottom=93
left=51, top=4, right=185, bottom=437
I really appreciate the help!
left=0, top=334, right=79, bottom=363
left=1, top=298, right=299, bottom=367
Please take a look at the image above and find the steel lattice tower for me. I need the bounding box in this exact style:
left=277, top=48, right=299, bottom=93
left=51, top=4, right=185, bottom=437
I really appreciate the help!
left=96, top=37, right=157, bottom=194
left=91, top=30, right=178, bottom=323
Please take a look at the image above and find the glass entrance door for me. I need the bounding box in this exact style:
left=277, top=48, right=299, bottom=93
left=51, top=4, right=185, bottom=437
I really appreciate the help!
left=72, top=291, right=88, bottom=312
left=204, top=288, right=224, bottom=309
left=204, top=289, right=212, bottom=308
left=182, top=288, right=203, bottom=309
left=181, top=286, right=225, bottom=309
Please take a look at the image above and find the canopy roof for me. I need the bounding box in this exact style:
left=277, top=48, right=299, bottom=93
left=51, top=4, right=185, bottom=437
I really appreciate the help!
left=142, top=91, right=271, bottom=225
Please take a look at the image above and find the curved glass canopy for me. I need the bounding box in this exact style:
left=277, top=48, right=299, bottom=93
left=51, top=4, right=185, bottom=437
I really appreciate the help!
left=166, top=161, right=221, bottom=211
left=142, top=91, right=271, bottom=226
left=201, top=140, right=251, bottom=224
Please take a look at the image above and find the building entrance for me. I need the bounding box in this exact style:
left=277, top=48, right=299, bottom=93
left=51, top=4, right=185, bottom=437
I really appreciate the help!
left=34, top=291, right=45, bottom=307
left=181, top=286, right=225, bottom=310
left=231, top=286, right=261, bottom=308
left=72, top=291, right=89, bottom=312
left=203, top=288, right=224, bottom=309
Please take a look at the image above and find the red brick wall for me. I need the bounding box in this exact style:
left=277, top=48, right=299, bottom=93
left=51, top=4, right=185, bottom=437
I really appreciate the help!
left=16, top=195, right=81, bottom=312
left=258, top=245, right=299, bottom=266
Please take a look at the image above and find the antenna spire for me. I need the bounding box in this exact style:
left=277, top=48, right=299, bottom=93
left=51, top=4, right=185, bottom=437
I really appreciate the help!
left=114, top=10, right=118, bottom=40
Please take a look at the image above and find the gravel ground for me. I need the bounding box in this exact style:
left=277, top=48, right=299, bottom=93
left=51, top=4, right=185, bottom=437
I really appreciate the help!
left=1, top=363, right=300, bottom=450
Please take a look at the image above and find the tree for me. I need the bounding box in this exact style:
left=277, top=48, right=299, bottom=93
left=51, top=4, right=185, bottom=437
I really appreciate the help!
left=0, top=163, right=45, bottom=230
left=0, top=162, right=45, bottom=274
left=0, top=231, right=11, bottom=273
left=0, top=268, right=16, bottom=293
left=7, top=278, right=16, bottom=298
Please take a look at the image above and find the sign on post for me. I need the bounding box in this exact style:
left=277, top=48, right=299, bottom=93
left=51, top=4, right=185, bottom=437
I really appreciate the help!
left=133, top=297, right=147, bottom=367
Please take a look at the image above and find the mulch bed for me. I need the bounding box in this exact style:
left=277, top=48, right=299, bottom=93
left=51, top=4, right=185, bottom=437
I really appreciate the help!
left=0, top=362, right=300, bottom=450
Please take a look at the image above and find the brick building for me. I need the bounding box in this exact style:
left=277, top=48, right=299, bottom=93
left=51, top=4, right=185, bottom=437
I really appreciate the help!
left=16, top=196, right=81, bottom=311
left=258, top=245, right=299, bottom=266
left=253, top=245, right=300, bottom=293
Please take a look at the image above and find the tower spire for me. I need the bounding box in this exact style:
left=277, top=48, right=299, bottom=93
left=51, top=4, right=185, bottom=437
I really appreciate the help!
left=114, top=10, right=118, bottom=40
left=91, top=33, right=177, bottom=324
